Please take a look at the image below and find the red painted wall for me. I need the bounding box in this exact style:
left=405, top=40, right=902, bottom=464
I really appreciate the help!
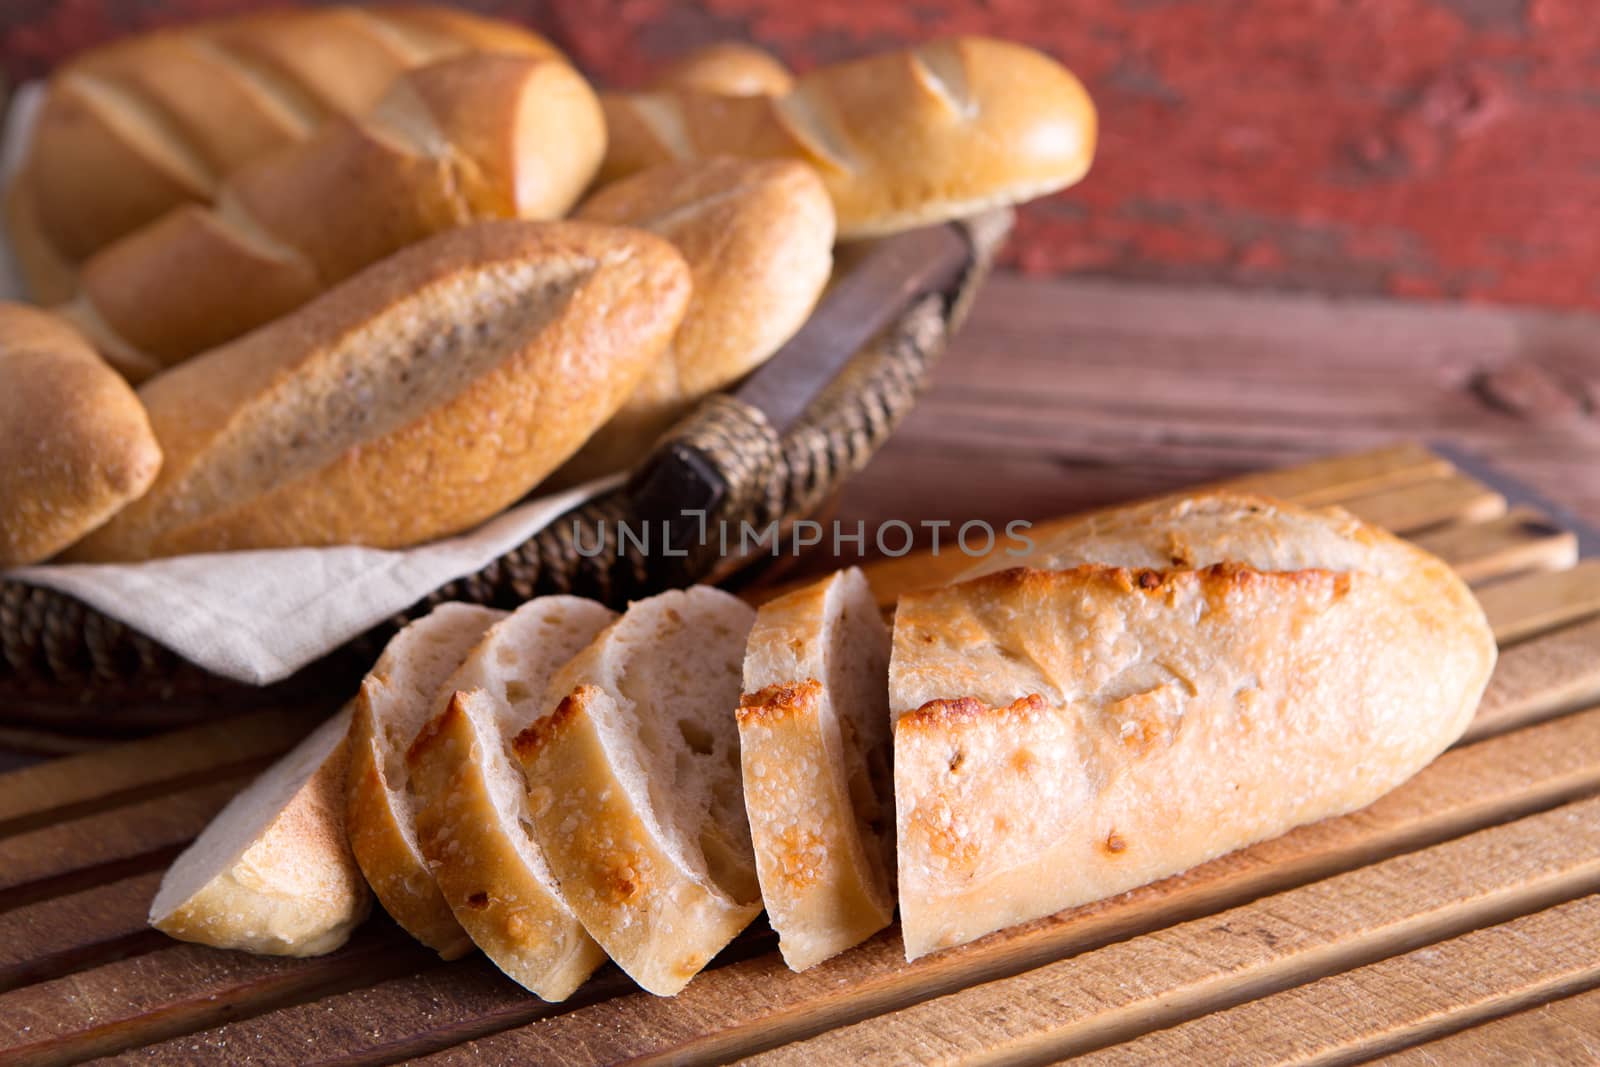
left=5, top=0, right=1599, bottom=310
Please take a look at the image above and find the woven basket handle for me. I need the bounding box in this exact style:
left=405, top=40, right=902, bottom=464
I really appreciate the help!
left=626, top=220, right=980, bottom=560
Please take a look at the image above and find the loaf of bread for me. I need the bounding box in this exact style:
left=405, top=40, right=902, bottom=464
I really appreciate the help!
left=652, top=42, right=794, bottom=96
left=0, top=303, right=161, bottom=567
left=739, top=568, right=894, bottom=971
left=514, top=587, right=762, bottom=996
left=891, top=492, right=1497, bottom=960
left=59, top=53, right=604, bottom=375
left=64, top=220, right=691, bottom=562
left=150, top=707, right=369, bottom=957
left=407, top=597, right=616, bottom=1000
left=600, top=36, right=1096, bottom=237
left=7, top=4, right=561, bottom=299
left=347, top=603, right=505, bottom=957
left=557, top=158, right=834, bottom=482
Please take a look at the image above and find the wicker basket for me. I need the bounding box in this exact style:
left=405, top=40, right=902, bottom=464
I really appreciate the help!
left=0, top=211, right=1011, bottom=733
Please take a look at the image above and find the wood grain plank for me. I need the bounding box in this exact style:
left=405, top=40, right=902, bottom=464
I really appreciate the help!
left=1376, top=985, right=1600, bottom=1065
left=0, top=706, right=321, bottom=834
left=408, top=709, right=1600, bottom=1067
left=0, top=872, right=163, bottom=994
left=1466, top=614, right=1600, bottom=745
left=105, top=960, right=634, bottom=1067
left=1333, top=473, right=1505, bottom=535
left=1410, top=508, right=1579, bottom=585
left=1476, top=560, right=1600, bottom=646
left=1223, top=443, right=1452, bottom=508
left=0, top=777, right=246, bottom=908
left=1074, top=894, right=1600, bottom=1066
left=747, top=797, right=1600, bottom=1067
left=0, top=920, right=431, bottom=1067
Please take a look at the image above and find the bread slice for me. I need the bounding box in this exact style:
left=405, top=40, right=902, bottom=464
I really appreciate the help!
left=150, top=706, right=367, bottom=956
left=892, top=491, right=1498, bottom=960
left=406, top=596, right=616, bottom=1000
left=739, top=568, right=894, bottom=971
left=346, top=602, right=504, bottom=957
left=513, top=587, right=761, bottom=995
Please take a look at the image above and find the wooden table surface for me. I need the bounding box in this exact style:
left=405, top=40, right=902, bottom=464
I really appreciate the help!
left=817, top=271, right=1600, bottom=571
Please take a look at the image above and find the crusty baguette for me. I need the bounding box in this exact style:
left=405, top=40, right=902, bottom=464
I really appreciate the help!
left=600, top=36, right=1096, bottom=237
left=652, top=42, right=794, bottom=96
left=0, top=303, right=161, bottom=566
left=346, top=603, right=505, bottom=957
left=513, top=587, right=762, bottom=995
left=406, top=597, right=616, bottom=1000
left=892, top=491, right=1498, bottom=960
left=150, top=706, right=368, bottom=957
left=62, top=53, right=604, bottom=372
left=739, top=568, right=894, bottom=971
left=9, top=4, right=560, bottom=285
left=64, top=220, right=690, bottom=562
left=557, top=158, right=833, bottom=482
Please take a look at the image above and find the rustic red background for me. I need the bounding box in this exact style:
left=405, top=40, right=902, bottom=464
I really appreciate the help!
left=4, top=0, right=1598, bottom=311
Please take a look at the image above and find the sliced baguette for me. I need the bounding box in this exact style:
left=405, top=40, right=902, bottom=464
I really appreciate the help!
left=346, top=602, right=504, bottom=957
left=514, top=587, right=761, bottom=995
left=739, top=568, right=894, bottom=971
left=892, top=492, right=1498, bottom=959
left=406, top=597, right=616, bottom=1000
left=150, top=706, right=367, bottom=957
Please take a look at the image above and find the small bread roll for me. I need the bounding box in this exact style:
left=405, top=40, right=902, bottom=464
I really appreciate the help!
left=559, top=157, right=834, bottom=482
left=653, top=42, right=794, bottom=96
left=0, top=303, right=161, bottom=566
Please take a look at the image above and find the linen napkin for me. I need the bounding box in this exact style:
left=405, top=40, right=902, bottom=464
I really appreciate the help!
left=0, top=83, right=617, bottom=685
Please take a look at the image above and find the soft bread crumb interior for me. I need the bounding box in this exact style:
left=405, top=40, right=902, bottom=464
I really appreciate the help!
left=591, top=587, right=758, bottom=902
left=434, top=597, right=615, bottom=883
left=823, top=571, right=895, bottom=889
left=151, top=706, right=349, bottom=920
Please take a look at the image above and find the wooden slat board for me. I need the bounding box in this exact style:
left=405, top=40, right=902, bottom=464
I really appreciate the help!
left=2, top=443, right=1599, bottom=1067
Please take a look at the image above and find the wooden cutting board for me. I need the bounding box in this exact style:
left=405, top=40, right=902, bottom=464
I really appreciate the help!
left=3, top=442, right=1599, bottom=1066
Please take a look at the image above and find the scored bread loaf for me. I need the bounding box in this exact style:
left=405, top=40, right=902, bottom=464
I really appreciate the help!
left=600, top=36, right=1096, bottom=238
left=64, top=220, right=690, bottom=562
left=513, top=587, right=762, bottom=996
left=7, top=4, right=561, bottom=298
left=150, top=707, right=369, bottom=957
left=60, top=53, right=604, bottom=374
left=739, top=568, right=894, bottom=971
left=557, top=158, right=834, bottom=482
left=406, top=597, right=616, bottom=1000
left=0, top=303, right=161, bottom=566
left=652, top=42, right=794, bottom=96
left=891, top=492, right=1498, bottom=960
left=346, top=603, right=505, bottom=957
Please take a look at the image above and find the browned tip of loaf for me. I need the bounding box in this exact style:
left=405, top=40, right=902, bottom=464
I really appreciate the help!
left=405, top=691, right=469, bottom=767
left=652, top=41, right=794, bottom=96
left=736, top=679, right=823, bottom=725
left=511, top=685, right=592, bottom=759
left=898, top=693, right=1047, bottom=733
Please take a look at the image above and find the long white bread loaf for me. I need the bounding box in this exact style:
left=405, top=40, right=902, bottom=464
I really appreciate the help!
left=64, top=221, right=691, bottom=562
left=0, top=303, right=161, bottom=566
left=150, top=706, right=368, bottom=957
left=58, top=53, right=603, bottom=375
left=559, top=158, right=834, bottom=483
left=891, top=491, right=1498, bottom=960
left=513, top=587, right=762, bottom=995
left=406, top=597, right=616, bottom=1000
left=346, top=603, right=505, bottom=957
left=600, top=36, right=1096, bottom=238
left=7, top=4, right=561, bottom=297
left=739, top=568, right=895, bottom=971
